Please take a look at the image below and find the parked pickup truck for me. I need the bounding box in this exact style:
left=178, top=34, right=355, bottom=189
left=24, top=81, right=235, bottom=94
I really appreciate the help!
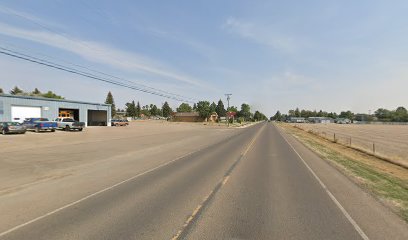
left=23, top=118, right=57, bottom=132
left=55, top=117, right=85, bottom=131
left=111, top=119, right=129, bottom=126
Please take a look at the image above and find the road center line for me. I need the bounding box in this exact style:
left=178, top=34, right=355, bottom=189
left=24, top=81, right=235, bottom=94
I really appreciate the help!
left=0, top=141, right=225, bottom=238
left=171, top=124, right=265, bottom=240
left=277, top=125, right=370, bottom=240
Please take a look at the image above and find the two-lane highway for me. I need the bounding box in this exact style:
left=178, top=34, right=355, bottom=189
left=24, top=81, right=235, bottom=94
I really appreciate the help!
left=1, top=123, right=407, bottom=239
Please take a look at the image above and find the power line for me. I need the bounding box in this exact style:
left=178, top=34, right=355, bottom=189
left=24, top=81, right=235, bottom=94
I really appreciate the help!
left=0, top=44, right=198, bottom=102
left=0, top=47, right=196, bottom=103
left=0, top=6, right=199, bottom=102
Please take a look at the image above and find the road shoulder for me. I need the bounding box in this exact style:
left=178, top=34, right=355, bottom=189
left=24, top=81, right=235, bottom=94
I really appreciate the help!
left=276, top=124, right=408, bottom=240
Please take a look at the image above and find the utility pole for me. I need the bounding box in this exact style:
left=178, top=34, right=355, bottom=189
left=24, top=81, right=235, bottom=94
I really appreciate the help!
left=225, top=94, right=232, bottom=127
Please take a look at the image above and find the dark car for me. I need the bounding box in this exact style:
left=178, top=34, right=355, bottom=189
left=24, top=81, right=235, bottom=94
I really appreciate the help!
left=0, top=122, right=27, bottom=135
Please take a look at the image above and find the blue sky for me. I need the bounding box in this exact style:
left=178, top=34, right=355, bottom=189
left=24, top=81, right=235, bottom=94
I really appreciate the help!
left=1, top=0, right=408, bottom=116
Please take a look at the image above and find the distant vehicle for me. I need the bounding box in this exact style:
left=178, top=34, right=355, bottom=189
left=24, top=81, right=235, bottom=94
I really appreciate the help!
left=111, top=119, right=128, bottom=126
left=55, top=117, right=85, bottom=131
left=335, top=118, right=351, bottom=124
left=22, top=118, right=57, bottom=132
left=0, top=122, right=27, bottom=134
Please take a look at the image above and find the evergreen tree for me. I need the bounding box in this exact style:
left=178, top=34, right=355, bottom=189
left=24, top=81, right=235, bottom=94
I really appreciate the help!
left=10, top=86, right=23, bottom=95
left=136, top=101, right=141, bottom=117
left=215, top=99, right=226, bottom=117
left=210, top=102, right=217, bottom=113
left=193, top=103, right=197, bottom=111
left=32, top=88, right=41, bottom=95
left=272, top=111, right=282, bottom=121
left=162, top=101, right=172, bottom=117
left=105, top=91, right=116, bottom=117
left=0, top=88, right=3, bottom=94
left=294, top=107, right=301, bottom=117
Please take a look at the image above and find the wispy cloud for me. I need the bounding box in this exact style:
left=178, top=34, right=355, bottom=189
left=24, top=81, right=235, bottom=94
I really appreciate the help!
left=222, top=17, right=297, bottom=53
left=0, top=22, right=207, bottom=88
left=146, top=27, right=218, bottom=61
left=0, top=5, right=62, bottom=29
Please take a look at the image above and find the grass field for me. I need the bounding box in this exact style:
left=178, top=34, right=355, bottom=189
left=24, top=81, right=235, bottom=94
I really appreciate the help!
left=290, top=123, right=408, bottom=167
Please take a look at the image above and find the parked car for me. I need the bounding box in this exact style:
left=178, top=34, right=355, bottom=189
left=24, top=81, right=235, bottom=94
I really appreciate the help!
left=111, top=119, right=128, bottom=126
left=55, top=117, right=85, bottom=131
left=0, top=122, right=27, bottom=134
left=22, top=118, right=57, bottom=132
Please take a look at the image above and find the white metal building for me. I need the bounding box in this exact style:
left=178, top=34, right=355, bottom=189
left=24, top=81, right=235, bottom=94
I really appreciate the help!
left=0, top=94, right=111, bottom=126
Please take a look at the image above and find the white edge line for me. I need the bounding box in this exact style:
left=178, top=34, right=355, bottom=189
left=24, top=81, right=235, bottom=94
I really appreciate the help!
left=277, top=126, right=370, bottom=240
left=0, top=149, right=202, bottom=237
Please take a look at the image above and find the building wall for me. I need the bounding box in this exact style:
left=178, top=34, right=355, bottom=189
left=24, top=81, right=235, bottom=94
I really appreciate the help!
left=0, top=95, right=111, bottom=126
left=173, top=116, right=203, bottom=122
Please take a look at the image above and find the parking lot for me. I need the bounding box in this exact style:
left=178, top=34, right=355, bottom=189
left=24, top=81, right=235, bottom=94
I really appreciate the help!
left=0, top=121, right=235, bottom=193
left=0, top=120, right=239, bottom=229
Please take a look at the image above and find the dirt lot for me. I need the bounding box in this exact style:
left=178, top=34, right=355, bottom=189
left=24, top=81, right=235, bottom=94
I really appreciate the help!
left=291, top=123, right=408, bottom=166
left=0, top=120, right=237, bottom=195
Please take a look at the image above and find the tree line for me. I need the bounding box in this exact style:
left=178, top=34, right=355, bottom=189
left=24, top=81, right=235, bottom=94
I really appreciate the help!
left=271, top=106, right=408, bottom=122
left=105, top=92, right=268, bottom=122
left=0, top=86, right=64, bottom=99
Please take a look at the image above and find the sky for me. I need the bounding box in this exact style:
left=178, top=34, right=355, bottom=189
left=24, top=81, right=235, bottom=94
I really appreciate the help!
left=1, top=0, right=408, bottom=116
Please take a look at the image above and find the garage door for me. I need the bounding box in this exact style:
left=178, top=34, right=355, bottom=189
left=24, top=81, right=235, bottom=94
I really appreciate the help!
left=11, top=106, right=41, bottom=123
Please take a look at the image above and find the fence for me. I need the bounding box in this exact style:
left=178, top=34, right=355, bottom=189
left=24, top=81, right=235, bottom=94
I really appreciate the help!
left=293, top=124, right=408, bottom=169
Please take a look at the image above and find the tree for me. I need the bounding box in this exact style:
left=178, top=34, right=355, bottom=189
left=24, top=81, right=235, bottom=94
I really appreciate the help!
left=10, top=86, right=23, bottom=95
left=253, top=110, right=267, bottom=121
left=196, top=101, right=211, bottom=120
left=136, top=101, right=141, bottom=117
left=126, top=100, right=137, bottom=118
left=239, top=103, right=251, bottom=121
left=0, top=88, right=3, bottom=94
left=150, top=104, right=158, bottom=116
left=375, top=108, right=391, bottom=121
left=294, top=108, right=301, bottom=117
left=227, top=106, right=238, bottom=113
left=215, top=99, right=226, bottom=117
left=393, top=107, right=408, bottom=122
left=32, top=88, right=41, bottom=95
left=254, top=111, right=261, bottom=121
left=339, top=110, right=354, bottom=120
left=210, top=102, right=217, bottom=113
left=105, top=91, right=116, bottom=117
left=193, top=103, right=197, bottom=111
left=177, top=103, right=193, bottom=112
left=162, top=101, right=172, bottom=117
left=272, top=111, right=282, bottom=121
left=42, top=91, right=64, bottom=99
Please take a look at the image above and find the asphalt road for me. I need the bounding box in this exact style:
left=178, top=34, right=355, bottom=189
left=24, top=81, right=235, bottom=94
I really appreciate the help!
left=1, top=122, right=407, bottom=239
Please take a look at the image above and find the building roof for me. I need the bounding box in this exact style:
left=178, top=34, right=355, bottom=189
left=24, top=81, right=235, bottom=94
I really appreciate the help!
left=0, top=94, right=110, bottom=107
left=174, top=112, right=200, bottom=117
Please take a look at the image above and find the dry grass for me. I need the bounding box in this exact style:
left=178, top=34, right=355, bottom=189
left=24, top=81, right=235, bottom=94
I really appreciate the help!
left=290, top=123, right=408, bottom=167
left=279, top=123, right=408, bottom=222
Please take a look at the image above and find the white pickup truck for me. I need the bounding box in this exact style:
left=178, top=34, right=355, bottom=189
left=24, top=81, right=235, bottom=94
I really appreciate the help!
left=55, top=117, right=85, bottom=131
